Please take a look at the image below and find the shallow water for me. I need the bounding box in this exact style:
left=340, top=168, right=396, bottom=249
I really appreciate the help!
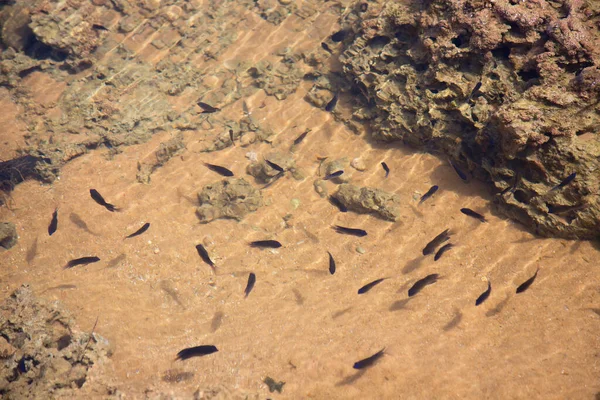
left=1, top=1, right=600, bottom=398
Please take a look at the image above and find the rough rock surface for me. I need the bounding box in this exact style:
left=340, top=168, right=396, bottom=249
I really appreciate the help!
left=0, top=222, right=17, bottom=250
left=336, top=0, right=600, bottom=239
left=333, top=183, right=401, bottom=221
left=0, top=286, right=116, bottom=398
left=196, top=178, right=263, bottom=223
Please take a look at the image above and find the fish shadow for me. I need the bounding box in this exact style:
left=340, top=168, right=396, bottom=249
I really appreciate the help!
left=402, top=257, right=424, bottom=275
left=486, top=294, right=510, bottom=317
left=389, top=298, right=411, bottom=312
left=442, top=310, right=462, bottom=331
left=336, top=369, right=366, bottom=386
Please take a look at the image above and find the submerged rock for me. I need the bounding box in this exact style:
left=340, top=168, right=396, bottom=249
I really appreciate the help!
left=0, top=222, right=18, bottom=250
left=334, top=0, right=600, bottom=238
left=333, top=183, right=400, bottom=221
left=196, top=178, right=263, bottom=223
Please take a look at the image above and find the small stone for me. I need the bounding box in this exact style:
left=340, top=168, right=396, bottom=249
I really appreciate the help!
left=290, top=198, right=300, bottom=209
left=356, top=246, right=366, bottom=254
left=279, top=0, right=293, bottom=4
left=0, top=222, right=18, bottom=250
left=154, top=248, right=160, bottom=254
left=351, top=158, right=366, bottom=171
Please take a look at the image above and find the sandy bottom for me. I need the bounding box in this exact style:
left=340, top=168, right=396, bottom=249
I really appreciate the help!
left=1, top=3, right=600, bottom=399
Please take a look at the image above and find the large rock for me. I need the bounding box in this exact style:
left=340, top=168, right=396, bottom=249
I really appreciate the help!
left=337, top=0, right=600, bottom=239
left=0, top=222, right=18, bottom=250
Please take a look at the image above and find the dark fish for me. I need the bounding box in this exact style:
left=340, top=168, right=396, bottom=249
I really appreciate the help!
left=449, top=160, right=468, bottom=182
left=353, top=348, right=385, bottom=370
left=244, top=272, right=256, bottom=298
left=331, top=29, right=348, bottom=42
left=324, top=170, right=343, bottom=180
left=325, top=93, right=339, bottom=112
left=359, top=2, right=368, bottom=12
left=125, top=222, right=150, bottom=239
left=328, top=251, right=336, bottom=275
left=475, top=281, right=492, bottom=306
left=467, top=81, right=482, bottom=101
left=434, top=243, right=453, bottom=261
left=92, top=24, right=109, bottom=31
left=65, top=256, right=101, bottom=269
left=262, top=171, right=284, bottom=189
left=408, top=274, right=439, bottom=297
left=249, top=240, right=282, bottom=249
left=90, top=189, right=118, bottom=212
left=328, top=196, right=348, bottom=212
left=422, top=229, right=450, bottom=255
left=358, top=278, right=385, bottom=294
left=176, top=345, right=218, bottom=361
left=48, top=208, right=58, bottom=236
left=381, top=162, right=390, bottom=178
left=332, top=225, right=367, bottom=237
left=229, top=129, right=235, bottom=145
left=265, top=159, right=284, bottom=173
left=321, top=42, right=332, bottom=53
left=293, top=129, right=310, bottom=146
left=197, top=101, right=220, bottom=113
left=550, top=172, right=576, bottom=191
left=195, top=244, right=215, bottom=269
left=204, top=162, right=234, bottom=177
left=460, top=208, right=486, bottom=223
left=516, top=268, right=539, bottom=294
left=419, top=185, right=439, bottom=204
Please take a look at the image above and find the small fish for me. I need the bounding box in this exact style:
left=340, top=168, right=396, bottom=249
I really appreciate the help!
left=65, top=256, right=101, bottom=269
left=328, top=196, right=348, bottom=212
left=475, top=281, right=492, bottom=306
left=332, top=225, right=367, bottom=237
left=500, top=172, right=521, bottom=195
left=550, top=172, right=576, bottom=191
left=204, top=162, right=234, bottom=177
left=460, top=208, right=486, bottom=223
left=422, top=229, right=450, bottom=255
left=419, top=185, right=439, bottom=204
left=353, top=348, right=385, bottom=370
left=90, top=189, right=118, bottom=212
left=197, top=101, right=220, bottom=113
left=434, top=243, right=453, bottom=261
left=327, top=251, right=336, bottom=275
left=293, top=129, right=310, bottom=146
left=176, top=345, right=218, bottom=361
left=229, top=129, right=235, bottom=145
left=249, top=240, right=282, bottom=249
left=324, top=170, right=343, bottom=180
left=467, top=81, right=482, bottom=101
left=358, top=278, right=385, bottom=294
left=92, top=24, right=109, bottom=31
left=331, top=29, right=348, bottom=42
left=408, top=274, right=439, bottom=297
left=125, top=222, right=150, bottom=239
left=195, top=244, right=215, bottom=269
left=321, top=42, right=332, bottom=53
left=381, top=162, right=390, bottom=178
left=48, top=208, right=58, bottom=236
left=449, top=160, right=468, bottom=182
left=325, top=93, right=339, bottom=112
left=242, top=100, right=251, bottom=117
left=265, top=159, right=284, bottom=173
left=516, top=268, right=539, bottom=294
left=244, top=273, right=256, bottom=298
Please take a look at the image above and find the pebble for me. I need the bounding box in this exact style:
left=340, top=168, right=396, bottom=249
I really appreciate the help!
left=351, top=158, right=366, bottom=171
left=356, top=246, right=366, bottom=254
left=279, top=0, right=293, bottom=4
left=290, top=198, right=301, bottom=209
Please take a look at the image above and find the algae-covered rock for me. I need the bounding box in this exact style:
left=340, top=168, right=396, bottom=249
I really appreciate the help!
left=0, top=222, right=18, bottom=250
left=333, top=183, right=400, bottom=221
left=335, top=0, right=600, bottom=238
left=247, top=152, right=296, bottom=183
left=196, top=178, right=263, bottom=223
